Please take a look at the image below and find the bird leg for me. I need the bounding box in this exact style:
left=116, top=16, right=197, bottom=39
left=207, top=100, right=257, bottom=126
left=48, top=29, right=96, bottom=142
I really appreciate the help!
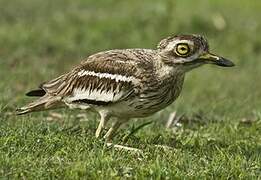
left=104, top=120, right=122, bottom=140
left=95, top=113, right=110, bottom=138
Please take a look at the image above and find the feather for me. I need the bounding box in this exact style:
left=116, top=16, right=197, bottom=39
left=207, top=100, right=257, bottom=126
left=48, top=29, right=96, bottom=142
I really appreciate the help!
left=26, top=89, right=46, bottom=97
left=37, top=50, right=150, bottom=105
left=16, top=95, right=62, bottom=115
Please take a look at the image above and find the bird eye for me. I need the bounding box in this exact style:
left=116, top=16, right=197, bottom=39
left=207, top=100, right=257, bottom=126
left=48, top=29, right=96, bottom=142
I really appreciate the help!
left=175, top=43, right=190, bottom=57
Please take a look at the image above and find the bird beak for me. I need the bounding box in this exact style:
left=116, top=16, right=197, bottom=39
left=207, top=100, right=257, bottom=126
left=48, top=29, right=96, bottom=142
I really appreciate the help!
left=198, top=52, right=235, bottom=67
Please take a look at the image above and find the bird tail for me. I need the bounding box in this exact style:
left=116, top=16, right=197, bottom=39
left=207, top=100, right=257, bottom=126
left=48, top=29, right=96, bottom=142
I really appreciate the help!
left=16, top=95, right=62, bottom=115
left=26, top=89, right=46, bottom=97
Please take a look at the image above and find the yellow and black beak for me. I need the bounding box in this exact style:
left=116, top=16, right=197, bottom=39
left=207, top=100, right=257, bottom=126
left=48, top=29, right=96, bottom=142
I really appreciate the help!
left=198, top=52, right=235, bottom=67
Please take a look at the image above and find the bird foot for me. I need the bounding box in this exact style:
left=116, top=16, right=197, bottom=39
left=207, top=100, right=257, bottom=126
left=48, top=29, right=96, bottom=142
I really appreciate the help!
left=106, top=143, right=143, bottom=153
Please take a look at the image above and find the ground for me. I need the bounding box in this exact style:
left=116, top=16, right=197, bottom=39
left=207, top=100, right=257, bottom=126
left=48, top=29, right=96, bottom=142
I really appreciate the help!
left=0, top=0, right=260, bottom=179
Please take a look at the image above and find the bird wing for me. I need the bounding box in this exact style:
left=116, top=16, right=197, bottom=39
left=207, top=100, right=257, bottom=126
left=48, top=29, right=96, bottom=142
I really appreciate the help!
left=40, top=50, right=144, bottom=105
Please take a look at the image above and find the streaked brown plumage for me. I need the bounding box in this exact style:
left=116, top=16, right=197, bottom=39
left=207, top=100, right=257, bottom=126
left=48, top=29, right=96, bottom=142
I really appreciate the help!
left=17, top=34, right=234, bottom=140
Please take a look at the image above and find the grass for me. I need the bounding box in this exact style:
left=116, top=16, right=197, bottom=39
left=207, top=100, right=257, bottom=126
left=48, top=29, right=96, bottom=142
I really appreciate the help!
left=0, top=0, right=261, bottom=179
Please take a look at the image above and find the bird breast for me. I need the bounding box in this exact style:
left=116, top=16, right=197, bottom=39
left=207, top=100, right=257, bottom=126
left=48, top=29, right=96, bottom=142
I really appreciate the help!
left=108, top=72, right=185, bottom=118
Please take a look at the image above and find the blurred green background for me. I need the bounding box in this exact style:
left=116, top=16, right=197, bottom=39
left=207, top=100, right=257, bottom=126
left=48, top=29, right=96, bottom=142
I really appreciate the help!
left=0, top=0, right=260, bottom=179
left=0, top=0, right=260, bottom=117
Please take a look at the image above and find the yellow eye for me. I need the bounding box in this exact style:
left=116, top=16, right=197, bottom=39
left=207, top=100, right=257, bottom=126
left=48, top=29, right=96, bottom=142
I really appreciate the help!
left=175, top=43, right=190, bottom=57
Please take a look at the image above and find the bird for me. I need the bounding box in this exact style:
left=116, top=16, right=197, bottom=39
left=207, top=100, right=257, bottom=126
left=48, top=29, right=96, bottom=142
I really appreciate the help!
left=17, top=34, right=234, bottom=140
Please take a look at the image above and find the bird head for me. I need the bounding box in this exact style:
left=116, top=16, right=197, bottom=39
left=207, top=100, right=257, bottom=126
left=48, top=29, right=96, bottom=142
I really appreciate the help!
left=157, top=34, right=234, bottom=71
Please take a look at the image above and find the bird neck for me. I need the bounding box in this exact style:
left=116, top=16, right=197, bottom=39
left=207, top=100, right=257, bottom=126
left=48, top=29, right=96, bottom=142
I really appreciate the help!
left=154, top=55, right=186, bottom=80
